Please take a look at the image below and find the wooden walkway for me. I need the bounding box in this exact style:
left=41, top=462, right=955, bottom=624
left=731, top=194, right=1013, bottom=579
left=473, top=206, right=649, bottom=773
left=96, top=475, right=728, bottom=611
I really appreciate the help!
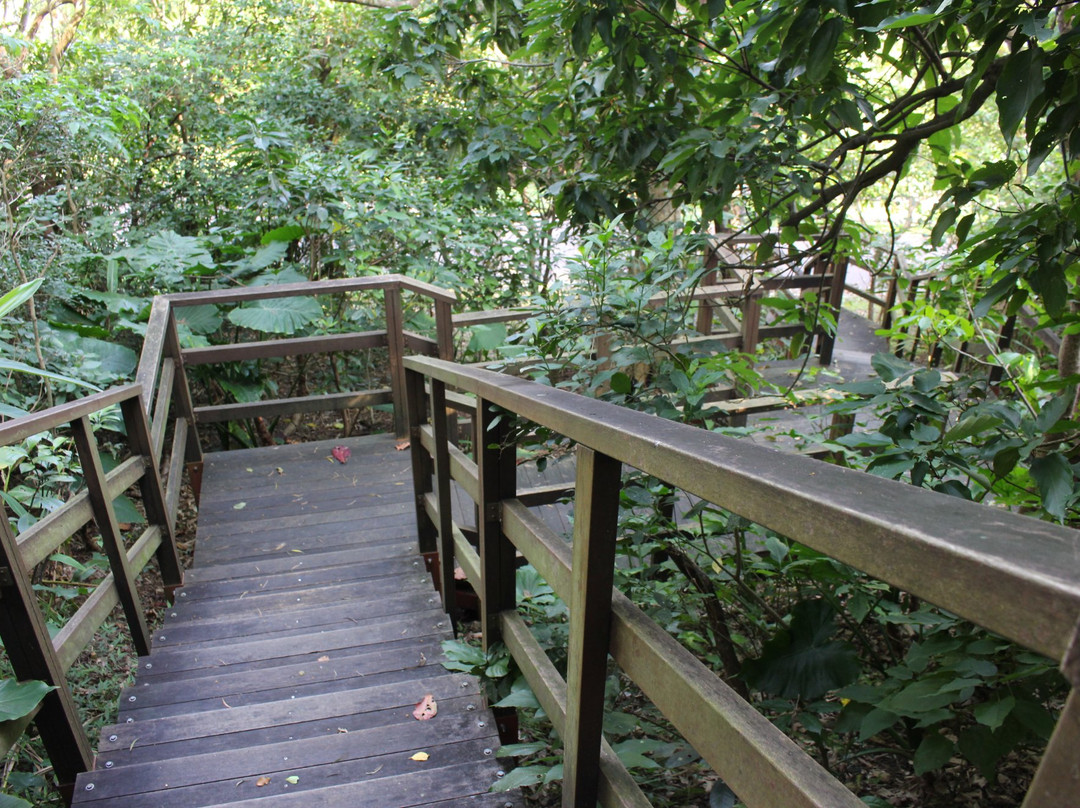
left=70, top=435, right=521, bottom=808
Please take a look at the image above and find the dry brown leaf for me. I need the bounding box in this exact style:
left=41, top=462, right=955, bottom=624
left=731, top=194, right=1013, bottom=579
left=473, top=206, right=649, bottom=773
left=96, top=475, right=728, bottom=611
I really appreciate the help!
left=395, top=440, right=410, bottom=451
left=256, top=776, right=271, bottom=787
left=412, top=693, right=437, bottom=721
left=317, top=655, right=330, bottom=662
left=410, top=751, right=429, bottom=761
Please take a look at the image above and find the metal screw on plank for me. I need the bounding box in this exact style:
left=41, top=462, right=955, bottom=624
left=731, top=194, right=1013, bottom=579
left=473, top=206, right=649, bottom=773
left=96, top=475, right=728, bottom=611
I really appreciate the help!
left=466, top=704, right=476, bottom=711
left=108, top=735, right=117, bottom=742
left=436, top=621, right=444, bottom=628
left=125, top=718, right=133, bottom=724
left=105, top=761, right=114, bottom=769
left=496, top=770, right=505, bottom=777
left=180, top=592, right=187, bottom=597
left=128, top=696, right=136, bottom=702
left=145, top=663, right=152, bottom=670
left=483, top=748, right=492, bottom=756
left=159, top=636, right=166, bottom=641
left=478, top=721, right=486, bottom=728
left=460, top=681, right=468, bottom=688
left=84, top=784, right=94, bottom=792
left=170, top=613, right=177, bottom=618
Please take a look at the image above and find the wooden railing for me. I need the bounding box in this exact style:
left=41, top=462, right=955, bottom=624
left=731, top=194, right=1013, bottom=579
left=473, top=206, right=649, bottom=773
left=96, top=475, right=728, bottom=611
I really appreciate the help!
left=0, top=385, right=184, bottom=801
left=404, top=354, right=1080, bottom=808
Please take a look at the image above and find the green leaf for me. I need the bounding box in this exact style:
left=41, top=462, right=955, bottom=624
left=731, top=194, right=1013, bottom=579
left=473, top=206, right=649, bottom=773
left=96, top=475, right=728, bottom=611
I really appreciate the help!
left=858, top=707, right=901, bottom=741
left=1029, top=452, right=1074, bottom=520
left=173, top=305, right=222, bottom=336
left=1035, top=391, right=1074, bottom=433
left=0, top=679, right=54, bottom=721
left=0, top=359, right=100, bottom=391
left=467, top=323, right=508, bottom=353
left=974, top=695, right=1016, bottom=731
left=913, top=732, right=953, bottom=775
left=709, top=781, right=737, bottom=808
left=0, top=279, right=44, bottom=319
left=942, top=414, right=1001, bottom=443
left=742, top=599, right=860, bottom=700
left=609, top=372, right=632, bottom=395
left=227, top=297, right=322, bottom=335
left=261, top=224, right=306, bottom=245
left=495, top=742, right=547, bottom=758
left=997, top=47, right=1045, bottom=143
left=610, top=738, right=664, bottom=770
left=805, top=18, right=843, bottom=83
left=491, top=765, right=549, bottom=791
left=870, top=352, right=911, bottom=383
left=0, top=794, right=33, bottom=808
left=493, top=688, right=540, bottom=710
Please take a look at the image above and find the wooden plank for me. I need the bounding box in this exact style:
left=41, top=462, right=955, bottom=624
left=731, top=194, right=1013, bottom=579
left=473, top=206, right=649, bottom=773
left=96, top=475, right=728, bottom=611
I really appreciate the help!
left=477, top=397, right=516, bottom=648
left=149, top=575, right=434, bottom=630
left=174, top=555, right=420, bottom=601
left=150, top=357, right=175, bottom=456
left=97, top=672, right=483, bottom=755
left=194, top=389, right=392, bottom=423
left=164, top=306, right=204, bottom=466
left=452, top=308, right=533, bottom=327
left=164, top=418, right=188, bottom=529
left=430, top=379, right=456, bottom=614
left=166, top=276, right=398, bottom=307
left=153, top=591, right=441, bottom=648
left=385, top=285, right=408, bottom=438
left=76, top=713, right=499, bottom=802
left=141, top=614, right=449, bottom=678
left=136, top=297, right=170, bottom=415
left=193, top=521, right=417, bottom=567
left=119, top=646, right=449, bottom=720
left=183, top=539, right=417, bottom=584
left=404, top=330, right=439, bottom=356
left=182, top=332, right=387, bottom=366
left=563, top=447, right=622, bottom=808
left=405, top=355, right=1080, bottom=662
left=71, top=416, right=152, bottom=657
left=0, top=383, right=140, bottom=445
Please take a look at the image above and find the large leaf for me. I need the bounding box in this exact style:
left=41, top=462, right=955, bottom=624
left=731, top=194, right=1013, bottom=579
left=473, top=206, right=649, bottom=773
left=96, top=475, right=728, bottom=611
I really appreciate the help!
left=1029, top=452, right=1074, bottom=521
left=742, top=599, right=860, bottom=700
left=0, top=794, right=32, bottom=808
left=0, top=279, right=44, bottom=319
left=0, top=679, right=54, bottom=721
left=0, top=359, right=100, bottom=390
left=53, top=333, right=138, bottom=381
left=997, top=47, right=1045, bottom=143
left=173, top=305, right=222, bottom=335
left=227, top=297, right=322, bottom=335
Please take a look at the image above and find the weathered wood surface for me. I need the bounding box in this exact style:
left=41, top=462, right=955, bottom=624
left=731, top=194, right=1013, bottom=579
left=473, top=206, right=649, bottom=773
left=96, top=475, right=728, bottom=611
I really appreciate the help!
left=72, top=434, right=519, bottom=808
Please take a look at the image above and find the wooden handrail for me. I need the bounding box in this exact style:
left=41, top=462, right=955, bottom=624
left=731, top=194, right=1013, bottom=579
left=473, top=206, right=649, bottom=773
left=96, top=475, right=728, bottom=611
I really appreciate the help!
left=404, top=354, right=1080, bottom=808
left=0, top=382, right=184, bottom=798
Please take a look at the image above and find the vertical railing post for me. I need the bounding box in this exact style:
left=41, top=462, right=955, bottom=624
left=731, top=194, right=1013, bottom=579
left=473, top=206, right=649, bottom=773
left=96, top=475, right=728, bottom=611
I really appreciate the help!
left=562, top=446, right=622, bottom=808
left=161, top=303, right=205, bottom=505
left=435, top=299, right=454, bottom=361
left=0, top=517, right=92, bottom=801
left=818, top=255, right=848, bottom=366
left=430, top=378, right=457, bottom=618
left=741, top=291, right=761, bottom=359
left=70, top=416, right=152, bottom=657
left=120, top=396, right=184, bottom=596
left=384, top=284, right=408, bottom=438
left=477, top=396, right=516, bottom=649
left=405, top=367, right=436, bottom=557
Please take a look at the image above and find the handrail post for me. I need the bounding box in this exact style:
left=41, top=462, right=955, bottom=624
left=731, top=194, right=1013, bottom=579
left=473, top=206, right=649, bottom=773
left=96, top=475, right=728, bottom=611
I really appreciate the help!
left=818, top=255, right=848, bottom=365
left=435, top=299, right=454, bottom=361
left=385, top=284, right=408, bottom=438
left=70, top=416, right=152, bottom=657
left=120, top=397, right=184, bottom=597
left=405, top=368, right=436, bottom=557
left=477, top=396, right=516, bottom=649
left=430, top=378, right=457, bottom=617
left=563, top=446, right=621, bottom=808
left=0, top=517, right=92, bottom=801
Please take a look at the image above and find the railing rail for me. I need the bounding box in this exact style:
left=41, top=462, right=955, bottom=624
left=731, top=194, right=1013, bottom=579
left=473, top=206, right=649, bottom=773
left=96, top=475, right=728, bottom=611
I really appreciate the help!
left=404, top=354, right=1080, bottom=808
left=0, top=383, right=184, bottom=801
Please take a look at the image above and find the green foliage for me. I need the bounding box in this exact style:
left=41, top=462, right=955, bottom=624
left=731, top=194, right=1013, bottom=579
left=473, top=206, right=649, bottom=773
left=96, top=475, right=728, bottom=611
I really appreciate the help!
left=0, top=679, right=54, bottom=722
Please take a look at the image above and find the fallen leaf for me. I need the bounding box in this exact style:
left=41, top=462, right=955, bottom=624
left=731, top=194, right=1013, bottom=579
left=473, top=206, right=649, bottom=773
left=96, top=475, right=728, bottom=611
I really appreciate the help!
left=285, top=776, right=299, bottom=785
left=413, top=694, right=437, bottom=721
left=233, top=501, right=247, bottom=510
left=367, top=764, right=383, bottom=775
left=273, top=543, right=286, bottom=551
left=256, top=776, right=271, bottom=787
left=317, top=655, right=330, bottom=662
left=454, top=566, right=467, bottom=581
left=410, top=752, right=429, bottom=761
left=245, top=467, right=253, bottom=473
left=331, top=445, right=351, bottom=464
left=395, top=440, right=410, bottom=451
left=337, top=727, right=348, bottom=734
left=275, top=467, right=284, bottom=475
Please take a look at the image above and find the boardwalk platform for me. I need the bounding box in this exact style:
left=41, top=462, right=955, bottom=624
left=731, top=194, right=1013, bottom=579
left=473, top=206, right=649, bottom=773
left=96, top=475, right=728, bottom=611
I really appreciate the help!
left=70, top=434, right=520, bottom=808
